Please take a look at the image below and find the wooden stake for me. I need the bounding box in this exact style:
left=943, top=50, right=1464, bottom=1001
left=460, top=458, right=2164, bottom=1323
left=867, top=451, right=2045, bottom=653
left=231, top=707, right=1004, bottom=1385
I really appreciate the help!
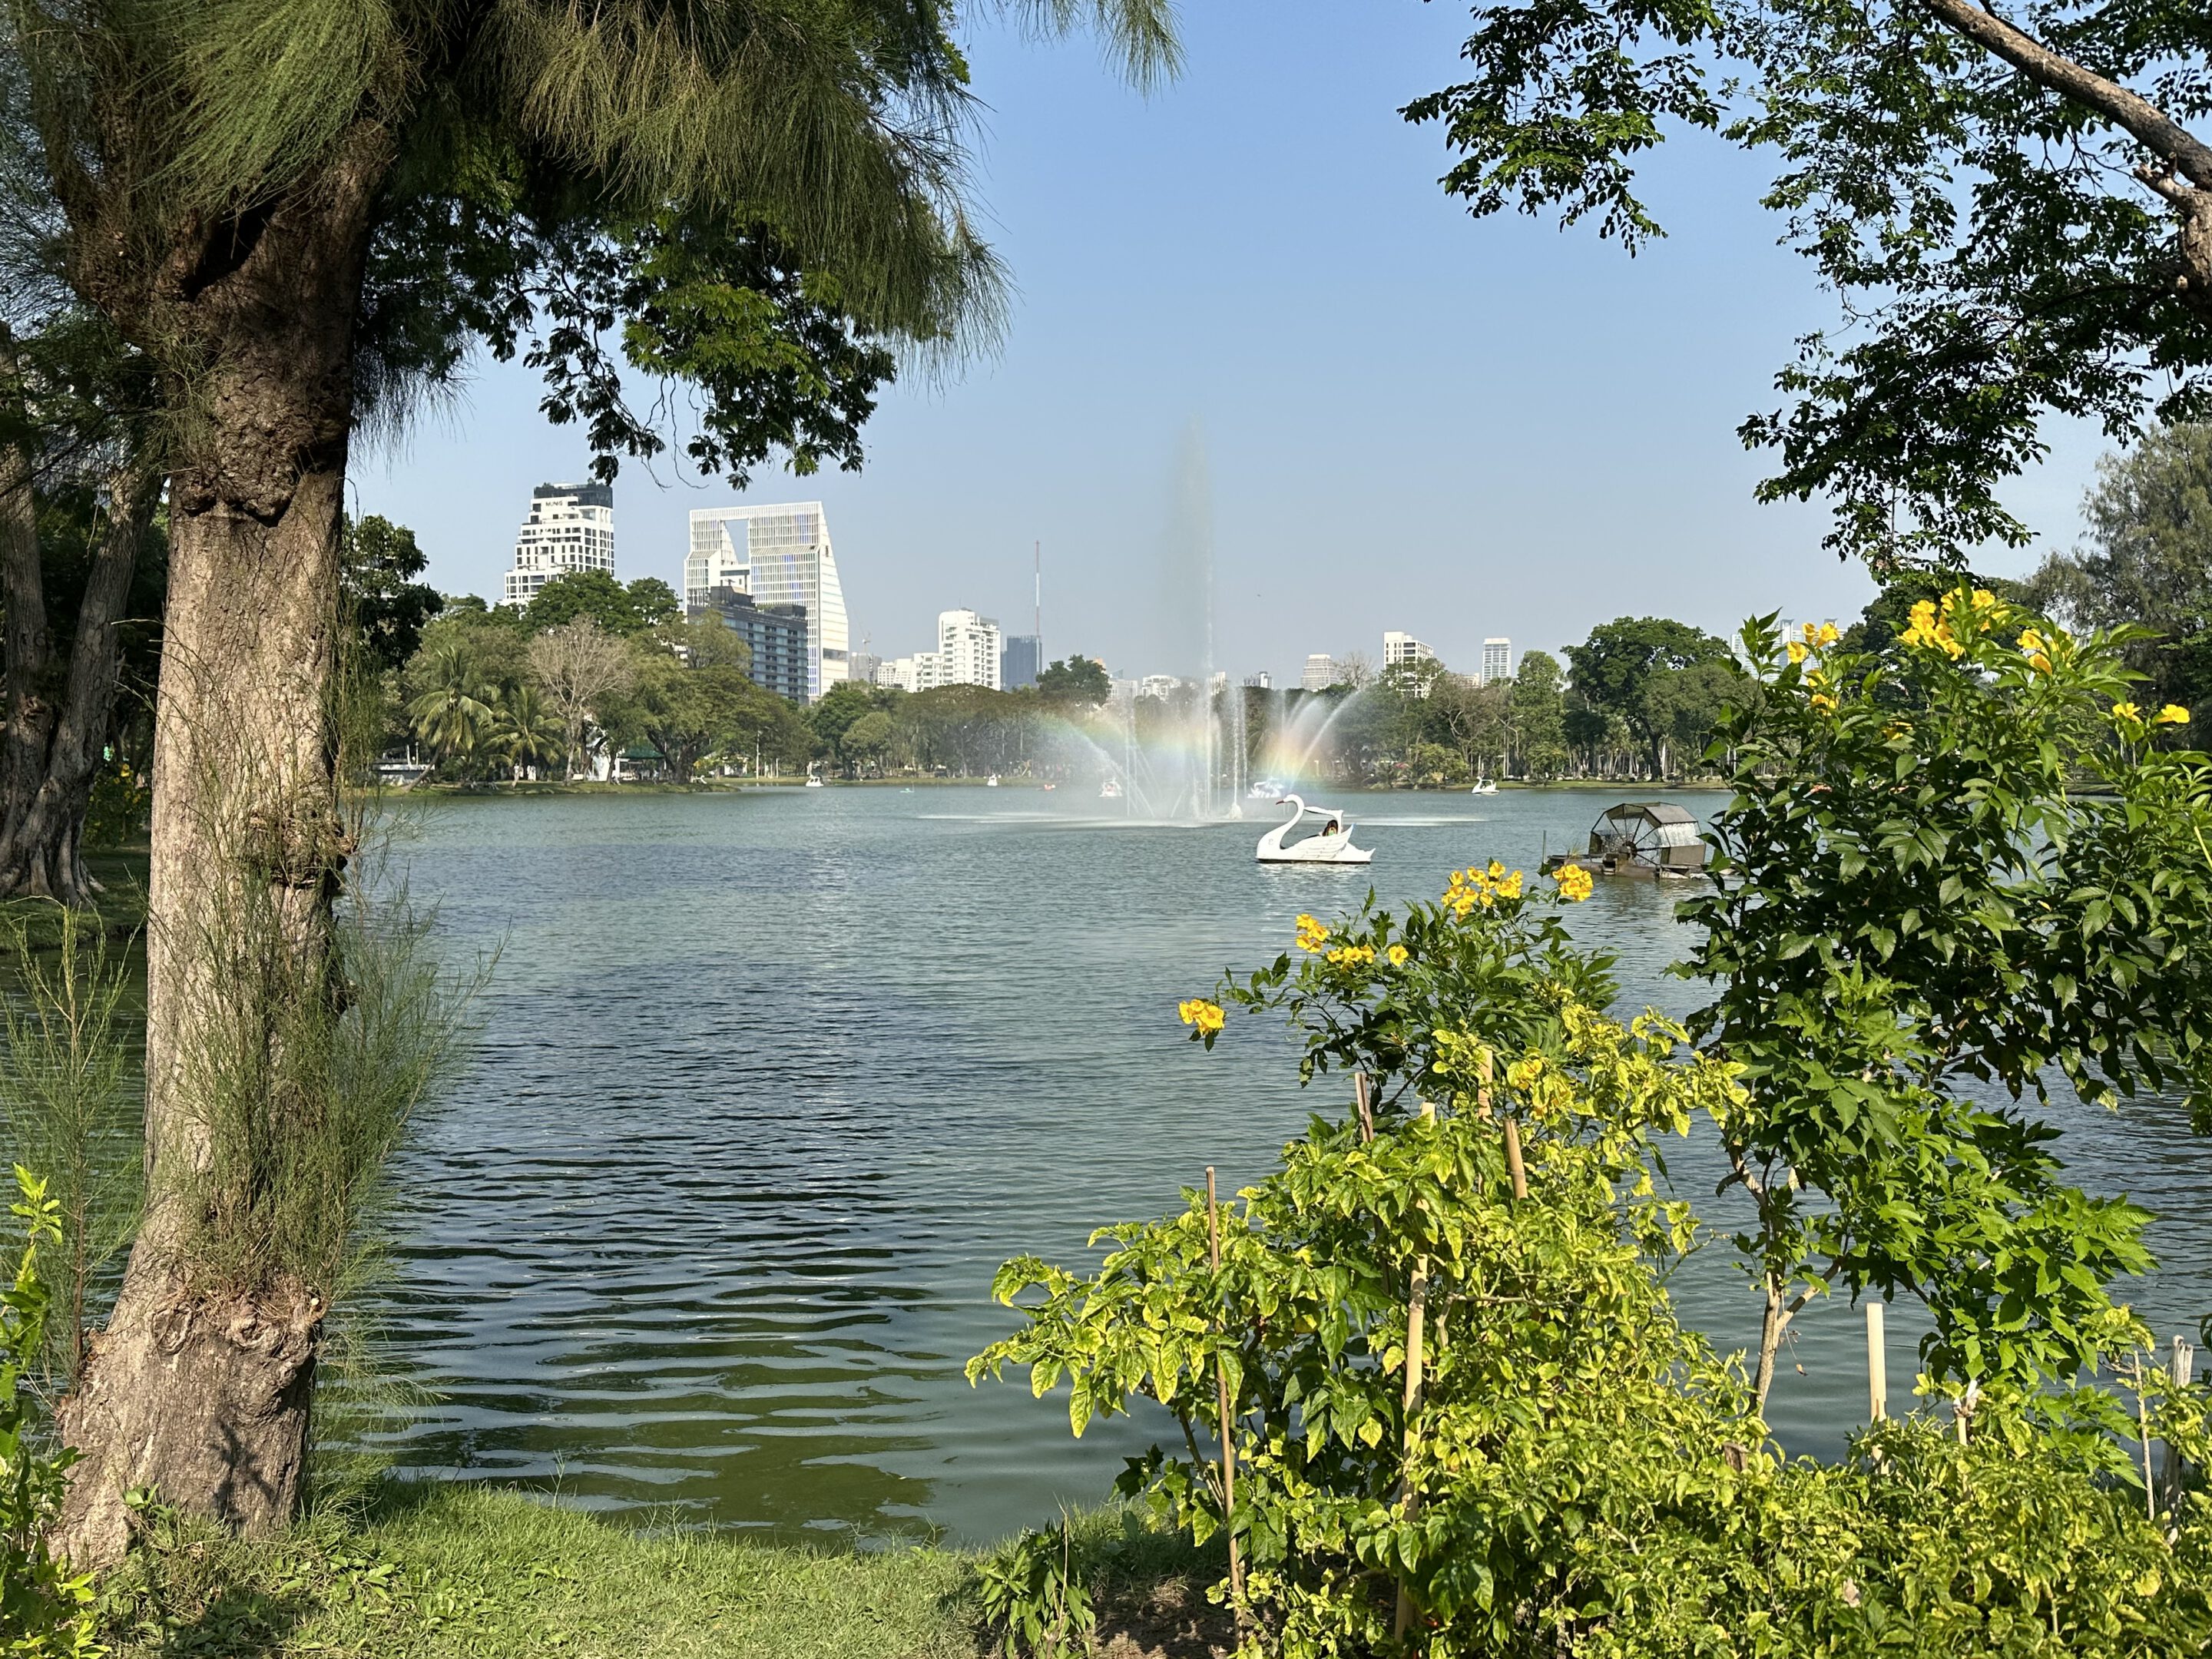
left=1206, top=1167, right=1243, bottom=1601
left=1353, top=1071, right=1374, bottom=1144
left=2134, top=1353, right=2157, bottom=1522
left=1865, top=1301, right=1887, bottom=1422
left=2163, top=1337, right=2195, bottom=1515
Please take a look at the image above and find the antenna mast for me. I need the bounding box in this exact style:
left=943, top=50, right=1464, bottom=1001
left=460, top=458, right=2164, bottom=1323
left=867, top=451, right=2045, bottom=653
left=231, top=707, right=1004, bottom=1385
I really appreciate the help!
left=1034, top=539, right=1042, bottom=664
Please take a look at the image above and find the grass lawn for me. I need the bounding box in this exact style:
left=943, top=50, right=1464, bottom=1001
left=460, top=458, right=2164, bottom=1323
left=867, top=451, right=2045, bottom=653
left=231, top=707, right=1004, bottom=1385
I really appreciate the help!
left=98, top=1485, right=1232, bottom=1659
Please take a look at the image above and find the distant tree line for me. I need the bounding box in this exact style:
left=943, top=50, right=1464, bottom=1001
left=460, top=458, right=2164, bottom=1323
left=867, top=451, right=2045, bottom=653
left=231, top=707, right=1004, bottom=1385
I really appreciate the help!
left=369, top=425, right=2212, bottom=790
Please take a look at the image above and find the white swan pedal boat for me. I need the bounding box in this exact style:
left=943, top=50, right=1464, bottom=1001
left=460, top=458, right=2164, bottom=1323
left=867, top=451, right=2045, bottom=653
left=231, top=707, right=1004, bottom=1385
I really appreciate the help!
left=1256, top=795, right=1373, bottom=864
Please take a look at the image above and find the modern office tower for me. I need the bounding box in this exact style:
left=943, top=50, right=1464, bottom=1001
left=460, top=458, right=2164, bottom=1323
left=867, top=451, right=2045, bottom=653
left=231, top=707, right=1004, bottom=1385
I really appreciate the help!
left=1302, top=654, right=1336, bottom=692
left=502, top=482, right=614, bottom=608
left=847, top=651, right=882, bottom=687
left=1482, top=637, right=1513, bottom=684
left=1137, top=673, right=1181, bottom=700
left=686, top=503, right=849, bottom=700
left=694, top=588, right=810, bottom=704
left=934, top=608, right=1002, bottom=690
left=1001, top=633, right=1042, bottom=690
left=1243, top=671, right=1272, bottom=690
left=1383, top=631, right=1437, bottom=670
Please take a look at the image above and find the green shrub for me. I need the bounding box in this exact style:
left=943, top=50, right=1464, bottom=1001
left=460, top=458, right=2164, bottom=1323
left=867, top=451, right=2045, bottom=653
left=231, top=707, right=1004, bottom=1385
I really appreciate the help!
left=972, top=873, right=2212, bottom=1656
left=1, top=1166, right=101, bottom=1656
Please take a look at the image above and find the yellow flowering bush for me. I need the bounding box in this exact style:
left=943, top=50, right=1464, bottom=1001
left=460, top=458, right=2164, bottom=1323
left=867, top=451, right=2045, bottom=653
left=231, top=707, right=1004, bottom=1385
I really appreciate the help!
left=1186, top=857, right=1615, bottom=1111
left=1552, top=863, right=1594, bottom=902
left=1177, top=998, right=1225, bottom=1038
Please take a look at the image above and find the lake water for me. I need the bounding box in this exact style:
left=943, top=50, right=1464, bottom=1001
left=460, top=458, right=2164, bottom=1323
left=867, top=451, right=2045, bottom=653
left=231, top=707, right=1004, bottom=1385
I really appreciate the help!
left=366, top=785, right=2212, bottom=1544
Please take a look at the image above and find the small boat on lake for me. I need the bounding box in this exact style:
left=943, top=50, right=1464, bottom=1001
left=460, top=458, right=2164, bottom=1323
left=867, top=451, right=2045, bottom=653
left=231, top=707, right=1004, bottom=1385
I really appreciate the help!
left=1471, top=779, right=1498, bottom=795
left=1541, top=802, right=1707, bottom=880
left=1100, top=779, right=1124, bottom=800
left=1256, top=794, right=1373, bottom=865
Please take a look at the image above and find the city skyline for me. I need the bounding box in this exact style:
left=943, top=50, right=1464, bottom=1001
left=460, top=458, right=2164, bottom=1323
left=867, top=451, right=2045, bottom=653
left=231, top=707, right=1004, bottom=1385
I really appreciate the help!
left=356, top=0, right=2111, bottom=686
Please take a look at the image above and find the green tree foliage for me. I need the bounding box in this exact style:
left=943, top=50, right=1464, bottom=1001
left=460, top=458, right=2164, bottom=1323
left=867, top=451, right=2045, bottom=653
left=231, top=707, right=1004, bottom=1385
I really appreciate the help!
left=405, top=640, right=498, bottom=770
left=0, top=1169, right=99, bottom=1655
left=975, top=873, right=2212, bottom=1653
left=1565, top=618, right=1737, bottom=775
left=522, top=571, right=680, bottom=638
left=807, top=679, right=885, bottom=773
left=1508, top=648, right=1568, bottom=778
left=2025, top=425, right=2212, bottom=745
left=1036, top=656, right=1114, bottom=707
left=1687, top=594, right=2212, bottom=1410
left=486, top=683, right=564, bottom=778
left=1408, top=0, right=2212, bottom=565
left=339, top=515, right=442, bottom=673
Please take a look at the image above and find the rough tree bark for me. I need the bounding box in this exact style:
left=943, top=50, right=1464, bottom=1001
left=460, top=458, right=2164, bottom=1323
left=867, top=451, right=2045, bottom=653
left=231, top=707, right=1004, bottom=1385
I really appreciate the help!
left=54, top=135, right=389, bottom=1565
left=0, top=441, right=157, bottom=906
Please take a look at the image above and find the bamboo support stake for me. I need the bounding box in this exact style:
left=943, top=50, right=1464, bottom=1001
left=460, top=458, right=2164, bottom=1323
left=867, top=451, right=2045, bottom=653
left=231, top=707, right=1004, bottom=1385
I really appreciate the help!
left=1206, top=1167, right=1244, bottom=1601
left=2134, top=1352, right=2157, bottom=1522
left=1866, top=1301, right=1888, bottom=1422
left=2163, top=1337, right=2196, bottom=1515
left=1353, top=1071, right=1374, bottom=1143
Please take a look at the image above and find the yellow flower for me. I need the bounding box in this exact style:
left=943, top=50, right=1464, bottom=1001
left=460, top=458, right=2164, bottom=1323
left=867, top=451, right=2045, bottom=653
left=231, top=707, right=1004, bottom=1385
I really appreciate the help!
left=2112, top=701, right=2142, bottom=723
left=1326, top=943, right=1376, bottom=968
left=1810, top=692, right=1838, bottom=714
left=1486, top=859, right=1506, bottom=880
left=1505, top=1055, right=1545, bottom=1093
left=1178, top=998, right=1225, bottom=1035
left=1495, top=869, right=1524, bottom=900
left=1554, top=863, right=1594, bottom=903
left=2157, top=704, right=2190, bottom=726
left=1294, top=913, right=1330, bottom=952
left=1971, top=589, right=1998, bottom=613
left=1786, top=640, right=1809, bottom=665
left=1817, top=621, right=1840, bottom=646
left=1387, top=944, right=1409, bottom=966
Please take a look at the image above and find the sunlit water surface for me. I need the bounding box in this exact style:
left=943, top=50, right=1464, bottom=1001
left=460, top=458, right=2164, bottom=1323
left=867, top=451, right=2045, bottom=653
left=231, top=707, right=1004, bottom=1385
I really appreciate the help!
left=363, top=786, right=2212, bottom=1542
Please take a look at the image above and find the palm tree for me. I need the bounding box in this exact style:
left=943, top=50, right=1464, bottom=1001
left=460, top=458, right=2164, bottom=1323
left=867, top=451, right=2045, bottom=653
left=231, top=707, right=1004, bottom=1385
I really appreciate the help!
left=405, top=642, right=495, bottom=773
left=8, top=0, right=1180, bottom=1560
left=488, top=684, right=565, bottom=780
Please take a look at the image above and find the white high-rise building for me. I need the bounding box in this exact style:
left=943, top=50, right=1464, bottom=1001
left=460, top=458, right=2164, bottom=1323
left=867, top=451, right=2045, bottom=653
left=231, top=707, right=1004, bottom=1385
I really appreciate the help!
left=1302, top=654, right=1336, bottom=692
left=1383, top=631, right=1437, bottom=671
left=686, top=503, right=849, bottom=701
left=503, top=482, right=614, bottom=608
left=876, top=609, right=1002, bottom=694
left=1482, top=637, right=1513, bottom=684
left=935, top=609, right=1002, bottom=690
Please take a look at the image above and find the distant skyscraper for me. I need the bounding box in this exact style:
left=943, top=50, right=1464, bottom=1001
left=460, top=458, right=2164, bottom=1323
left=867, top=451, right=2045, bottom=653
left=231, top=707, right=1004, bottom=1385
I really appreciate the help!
left=1482, top=637, right=1513, bottom=684
left=1001, top=633, right=1042, bottom=690
left=935, top=609, right=1002, bottom=690
left=1302, top=654, right=1336, bottom=692
left=1383, top=631, right=1437, bottom=671
left=695, top=588, right=810, bottom=704
left=1243, top=671, right=1272, bottom=690
left=879, top=608, right=1002, bottom=692
left=503, top=482, right=614, bottom=608
left=687, top=503, right=849, bottom=701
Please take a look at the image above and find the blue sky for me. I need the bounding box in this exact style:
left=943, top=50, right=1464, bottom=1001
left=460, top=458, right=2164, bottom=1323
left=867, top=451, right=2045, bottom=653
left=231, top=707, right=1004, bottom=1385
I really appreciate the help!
left=353, top=0, right=2107, bottom=686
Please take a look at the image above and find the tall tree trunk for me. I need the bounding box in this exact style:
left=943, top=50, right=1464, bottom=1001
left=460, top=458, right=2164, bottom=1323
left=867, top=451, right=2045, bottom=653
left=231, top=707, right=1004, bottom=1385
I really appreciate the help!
left=55, top=139, right=386, bottom=1565
left=0, top=462, right=157, bottom=904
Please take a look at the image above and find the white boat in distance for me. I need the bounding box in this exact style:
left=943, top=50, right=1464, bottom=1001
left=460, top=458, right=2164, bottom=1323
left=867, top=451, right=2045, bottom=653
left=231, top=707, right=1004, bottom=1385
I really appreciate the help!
left=1471, top=780, right=1498, bottom=795
left=1256, top=795, right=1373, bottom=864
